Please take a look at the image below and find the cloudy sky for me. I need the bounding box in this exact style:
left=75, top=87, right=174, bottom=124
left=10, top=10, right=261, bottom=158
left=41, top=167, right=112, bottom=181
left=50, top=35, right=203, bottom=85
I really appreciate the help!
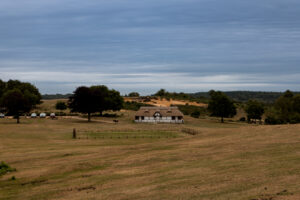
left=1, top=0, right=300, bottom=94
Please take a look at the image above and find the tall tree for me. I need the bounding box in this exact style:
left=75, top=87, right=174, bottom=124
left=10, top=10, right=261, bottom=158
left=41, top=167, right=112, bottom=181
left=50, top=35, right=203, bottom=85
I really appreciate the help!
left=0, top=80, right=6, bottom=98
left=292, top=94, right=300, bottom=113
left=208, top=90, right=236, bottom=123
left=90, top=85, right=110, bottom=116
left=1, top=89, right=31, bottom=123
left=274, top=90, right=294, bottom=123
left=68, top=85, right=123, bottom=121
left=5, top=80, right=41, bottom=104
left=0, top=80, right=41, bottom=123
left=155, top=89, right=166, bottom=97
left=107, top=89, right=124, bottom=112
left=68, top=86, right=95, bottom=122
left=245, top=100, right=264, bottom=123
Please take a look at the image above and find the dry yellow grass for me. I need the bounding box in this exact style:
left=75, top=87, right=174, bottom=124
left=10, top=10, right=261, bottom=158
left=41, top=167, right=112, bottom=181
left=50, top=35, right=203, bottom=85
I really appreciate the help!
left=33, top=99, right=70, bottom=114
left=0, top=111, right=300, bottom=200
left=124, top=97, right=207, bottom=107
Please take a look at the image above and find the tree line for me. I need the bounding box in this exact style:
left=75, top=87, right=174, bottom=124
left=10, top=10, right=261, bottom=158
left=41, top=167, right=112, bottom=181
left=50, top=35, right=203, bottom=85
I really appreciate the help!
left=1, top=79, right=299, bottom=125
left=196, top=90, right=300, bottom=124
left=149, top=89, right=300, bottom=124
left=192, top=91, right=298, bottom=103
left=265, top=90, right=300, bottom=124
left=0, top=80, right=123, bottom=123
left=148, top=89, right=300, bottom=104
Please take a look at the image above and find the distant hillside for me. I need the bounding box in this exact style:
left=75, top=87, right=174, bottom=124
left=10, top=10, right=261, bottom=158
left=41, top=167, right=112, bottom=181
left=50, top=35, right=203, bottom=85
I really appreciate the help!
left=43, top=91, right=300, bottom=103
left=42, top=94, right=72, bottom=100
left=124, top=97, right=207, bottom=107
left=191, top=91, right=300, bottom=103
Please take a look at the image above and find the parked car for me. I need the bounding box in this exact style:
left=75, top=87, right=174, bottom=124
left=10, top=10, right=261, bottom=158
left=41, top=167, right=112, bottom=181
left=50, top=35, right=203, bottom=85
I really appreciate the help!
left=40, top=113, right=46, bottom=118
left=0, top=113, right=5, bottom=118
left=50, top=113, right=56, bottom=119
left=31, top=113, right=37, bottom=118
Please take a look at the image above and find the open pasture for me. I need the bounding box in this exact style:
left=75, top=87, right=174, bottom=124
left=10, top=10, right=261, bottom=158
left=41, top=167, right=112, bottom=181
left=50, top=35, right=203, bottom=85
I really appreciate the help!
left=0, top=114, right=300, bottom=200
left=123, top=97, right=207, bottom=108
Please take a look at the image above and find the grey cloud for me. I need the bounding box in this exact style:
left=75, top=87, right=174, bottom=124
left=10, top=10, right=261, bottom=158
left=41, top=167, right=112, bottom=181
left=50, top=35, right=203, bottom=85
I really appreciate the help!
left=1, top=0, right=300, bottom=93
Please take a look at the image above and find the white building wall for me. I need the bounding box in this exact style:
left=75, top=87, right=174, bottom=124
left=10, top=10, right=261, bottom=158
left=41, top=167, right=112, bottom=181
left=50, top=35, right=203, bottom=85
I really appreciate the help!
left=135, top=117, right=184, bottom=124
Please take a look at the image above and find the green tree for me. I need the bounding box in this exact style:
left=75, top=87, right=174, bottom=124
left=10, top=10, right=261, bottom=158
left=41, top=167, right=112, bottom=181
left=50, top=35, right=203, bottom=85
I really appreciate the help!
left=292, top=94, right=300, bottom=113
left=245, top=100, right=264, bottom=123
left=0, top=80, right=41, bottom=123
left=208, top=90, right=236, bottom=123
left=107, top=89, right=124, bottom=113
left=155, top=89, right=166, bottom=97
left=0, top=80, right=6, bottom=98
left=0, top=89, right=32, bottom=123
left=68, top=86, right=95, bottom=122
left=55, top=101, right=67, bottom=111
left=128, top=92, right=140, bottom=97
left=265, top=90, right=300, bottom=124
left=5, top=80, right=41, bottom=105
left=274, top=90, right=294, bottom=123
left=90, top=85, right=110, bottom=116
left=190, top=111, right=200, bottom=118
left=283, top=90, right=294, bottom=98
left=68, top=85, right=123, bottom=121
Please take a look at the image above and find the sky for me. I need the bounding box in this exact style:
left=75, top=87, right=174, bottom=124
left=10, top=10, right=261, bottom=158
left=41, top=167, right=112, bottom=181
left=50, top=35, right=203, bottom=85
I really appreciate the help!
left=1, top=0, right=300, bottom=95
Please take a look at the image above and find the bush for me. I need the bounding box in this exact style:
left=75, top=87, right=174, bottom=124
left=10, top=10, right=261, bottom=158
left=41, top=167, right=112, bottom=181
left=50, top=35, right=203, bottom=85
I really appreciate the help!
left=128, top=92, right=140, bottom=97
left=55, top=101, right=67, bottom=110
left=190, top=111, right=200, bottom=118
left=0, top=161, right=16, bottom=176
left=239, top=117, right=246, bottom=122
left=265, top=115, right=283, bottom=125
left=175, top=104, right=208, bottom=116
left=290, top=113, right=300, bottom=124
left=123, top=101, right=153, bottom=111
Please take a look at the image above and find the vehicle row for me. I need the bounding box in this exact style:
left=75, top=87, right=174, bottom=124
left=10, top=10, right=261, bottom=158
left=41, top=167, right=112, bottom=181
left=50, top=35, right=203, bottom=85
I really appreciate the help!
left=0, top=113, right=56, bottom=119
left=31, top=113, right=56, bottom=118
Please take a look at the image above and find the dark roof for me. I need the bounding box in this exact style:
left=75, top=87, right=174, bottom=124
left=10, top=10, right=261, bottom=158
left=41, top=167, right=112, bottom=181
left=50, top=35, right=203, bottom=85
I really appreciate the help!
left=135, top=106, right=183, bottom=117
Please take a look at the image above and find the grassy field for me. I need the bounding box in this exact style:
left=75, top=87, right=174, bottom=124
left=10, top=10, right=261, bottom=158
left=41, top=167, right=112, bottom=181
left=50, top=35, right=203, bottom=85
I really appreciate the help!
left=33, top=99, right=70, bottom=114
left=124, top=97, right=207, bottom=107
left=0, top=108, right=300, bottom=199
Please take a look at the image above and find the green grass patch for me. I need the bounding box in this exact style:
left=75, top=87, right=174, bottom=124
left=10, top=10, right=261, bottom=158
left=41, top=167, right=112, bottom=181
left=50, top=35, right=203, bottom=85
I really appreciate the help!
left=0, top=162, right=16, bottom=177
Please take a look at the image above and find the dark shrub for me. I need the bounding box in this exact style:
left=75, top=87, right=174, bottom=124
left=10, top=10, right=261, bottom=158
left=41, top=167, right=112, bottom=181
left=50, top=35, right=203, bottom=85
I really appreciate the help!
left=0, top=161, right=16, bottom=176
left=55, top=101, right=67, bottom=110
left=175, top=104, right=208, bottom=116
left=265, top=115, right=283, bottom=125
left=239, top=117, right=246, bottom=122
left=191, top=111, right=200, bottom=118
left=123, top=101, right=153, bottom=111
left=128, top=92, right=140, bottom=97
left=290, top=113, right=300, bottom=124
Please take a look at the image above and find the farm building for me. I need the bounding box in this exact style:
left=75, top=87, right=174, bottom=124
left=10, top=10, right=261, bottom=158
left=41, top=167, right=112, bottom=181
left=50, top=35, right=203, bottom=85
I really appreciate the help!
left=135, top=106, right=184, bottom=123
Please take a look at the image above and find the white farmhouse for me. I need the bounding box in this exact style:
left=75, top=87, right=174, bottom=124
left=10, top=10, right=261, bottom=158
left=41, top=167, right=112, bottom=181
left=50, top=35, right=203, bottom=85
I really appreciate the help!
left=135, top=106, right=184, bottom=123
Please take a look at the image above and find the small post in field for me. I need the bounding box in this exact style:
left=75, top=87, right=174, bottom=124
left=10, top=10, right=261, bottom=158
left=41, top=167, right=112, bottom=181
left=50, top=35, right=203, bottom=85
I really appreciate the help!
left=73, top=128, right=77, bottom=139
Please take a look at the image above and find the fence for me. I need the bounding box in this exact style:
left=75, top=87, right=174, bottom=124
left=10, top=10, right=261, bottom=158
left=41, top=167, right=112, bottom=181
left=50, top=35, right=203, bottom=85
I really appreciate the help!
left=71, top=128, right=179, bottom=139
left=181, top=128, right=201, bottom=135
